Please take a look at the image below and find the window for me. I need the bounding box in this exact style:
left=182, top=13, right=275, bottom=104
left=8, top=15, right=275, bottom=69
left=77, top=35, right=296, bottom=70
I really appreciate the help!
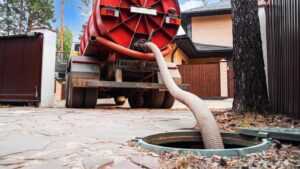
left=74, top=44, right=80, bottom=52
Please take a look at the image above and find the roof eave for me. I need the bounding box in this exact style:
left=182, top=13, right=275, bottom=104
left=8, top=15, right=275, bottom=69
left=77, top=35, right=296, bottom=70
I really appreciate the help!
left=182, top=9, right=232, bottom=17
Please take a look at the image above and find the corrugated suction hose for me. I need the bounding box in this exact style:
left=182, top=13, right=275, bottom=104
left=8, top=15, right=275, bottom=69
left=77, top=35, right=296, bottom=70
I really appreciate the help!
left=145, top=42, right=224, bottom=149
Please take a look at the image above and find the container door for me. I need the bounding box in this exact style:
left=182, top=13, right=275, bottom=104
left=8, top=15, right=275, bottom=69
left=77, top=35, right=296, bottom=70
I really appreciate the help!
left=0, top=34, right=43, bottom=103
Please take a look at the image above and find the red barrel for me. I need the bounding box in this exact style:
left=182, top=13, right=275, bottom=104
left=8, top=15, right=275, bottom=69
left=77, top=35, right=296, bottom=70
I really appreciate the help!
left=80, top=0, right=181, bottom=59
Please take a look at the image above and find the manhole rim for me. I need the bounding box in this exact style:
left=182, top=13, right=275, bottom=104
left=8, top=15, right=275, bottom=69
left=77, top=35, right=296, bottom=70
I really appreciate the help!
left=237, top=127, right=300, bottom=142
left=133, top=131, right=272, bottom=157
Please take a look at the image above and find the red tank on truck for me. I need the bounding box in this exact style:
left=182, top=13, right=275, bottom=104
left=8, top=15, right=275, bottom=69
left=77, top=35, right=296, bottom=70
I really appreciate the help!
left=66, top=0, right=187, bottom=109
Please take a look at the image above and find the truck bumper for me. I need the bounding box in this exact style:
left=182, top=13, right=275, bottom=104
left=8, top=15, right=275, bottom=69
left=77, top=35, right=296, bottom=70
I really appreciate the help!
left=72, top=79, right=188, bottom=91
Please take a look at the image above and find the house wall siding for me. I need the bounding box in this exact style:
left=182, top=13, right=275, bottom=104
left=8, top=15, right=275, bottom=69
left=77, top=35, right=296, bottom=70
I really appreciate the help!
left=165, top=46, right=190, bottom=65
left=191, top=14, right=233, bottom=47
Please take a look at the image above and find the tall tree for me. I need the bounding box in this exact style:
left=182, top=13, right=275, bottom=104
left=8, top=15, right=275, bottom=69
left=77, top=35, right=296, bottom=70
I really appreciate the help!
left=59, top=0, right=64, bottom=51
left=0, top=0, right=18, bottom=35
left=78, top=22, right=87, bottom=41
left=81, top=0, right=95, bottom=9
left=231, top=0, right=268, bottom=113
left=57, top=27, right=73, bottom=58
left=18, top=0, right=25, bottom=33
left=78, top=0, right=94, bottom=40
left=0, top=0, right=54, bottom=35
left=25, top=0, right=55, bottom=31
left=201, top=0, right=208, bottom=5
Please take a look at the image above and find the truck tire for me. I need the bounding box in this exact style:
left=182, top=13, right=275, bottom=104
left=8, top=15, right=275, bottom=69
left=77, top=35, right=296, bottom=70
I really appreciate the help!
left=161, top=92, right=175, bottom=109
left=144, top=90, right=165, bottom=108
left=65, top=75, right=84, bottom=108
left=128, top=94, right=144, bottom=108
left=83, top=88, right=98, bottom=108
left=114, top=96, right=126, bottom=106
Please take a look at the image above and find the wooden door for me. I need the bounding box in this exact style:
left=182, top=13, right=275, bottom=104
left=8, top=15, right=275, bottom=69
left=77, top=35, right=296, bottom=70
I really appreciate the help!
left=178, top=64, right=221, bottom=98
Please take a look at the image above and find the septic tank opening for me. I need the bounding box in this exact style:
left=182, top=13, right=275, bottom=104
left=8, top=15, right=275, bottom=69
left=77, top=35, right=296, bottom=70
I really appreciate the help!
left=133, top=131, right=272, bottom=157
left=159, top=141, right=247, bottom=149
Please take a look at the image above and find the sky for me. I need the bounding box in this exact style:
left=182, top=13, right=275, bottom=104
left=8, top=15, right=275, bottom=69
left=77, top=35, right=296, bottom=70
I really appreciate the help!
left=52, top=0, right=220, bottom=41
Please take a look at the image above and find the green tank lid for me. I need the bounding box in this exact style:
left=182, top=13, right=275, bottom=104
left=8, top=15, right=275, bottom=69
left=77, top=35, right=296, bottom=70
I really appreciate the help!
left=237, top=128, right=300, bottom=142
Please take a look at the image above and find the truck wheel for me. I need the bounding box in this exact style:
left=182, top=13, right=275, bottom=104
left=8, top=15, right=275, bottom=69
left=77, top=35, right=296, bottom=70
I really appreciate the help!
left=144, top=90, right=165, bottom=108
left=83, top=88, right=98, bottom=108
left=128, top=94, right=144, bottom=108
left=114, top=96, right=126, bottom=106
left=161, top=92, right=175, bottom=109
left=66, top=75, right=84, bottom=108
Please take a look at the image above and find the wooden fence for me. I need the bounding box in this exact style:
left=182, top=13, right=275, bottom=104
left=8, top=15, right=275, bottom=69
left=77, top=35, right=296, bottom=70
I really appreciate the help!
left=178, top=64, right=220, bottom=98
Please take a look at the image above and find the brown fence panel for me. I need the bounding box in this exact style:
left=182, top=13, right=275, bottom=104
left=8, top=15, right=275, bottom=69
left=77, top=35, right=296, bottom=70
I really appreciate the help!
left=266, top=0, right=300, bottom=119
left=0, top=34, right=43, bottom=103
left=178, top=64, right=220, bottom=97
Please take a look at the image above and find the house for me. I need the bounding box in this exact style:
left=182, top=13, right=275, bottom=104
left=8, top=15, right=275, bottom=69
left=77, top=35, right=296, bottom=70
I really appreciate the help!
left=168, top=0, right=234, bottom=98
left=169, top=0, right=300, bottom=120
left=169, top=0, right=269, bottom=99
left=171, top=0, right=233, bottom=64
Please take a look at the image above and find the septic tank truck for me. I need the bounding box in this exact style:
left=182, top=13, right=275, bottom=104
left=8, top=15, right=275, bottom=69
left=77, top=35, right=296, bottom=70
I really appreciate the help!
left=65, top=0, right=185, bottom=109
left=65, top=0, right=224, bottom=149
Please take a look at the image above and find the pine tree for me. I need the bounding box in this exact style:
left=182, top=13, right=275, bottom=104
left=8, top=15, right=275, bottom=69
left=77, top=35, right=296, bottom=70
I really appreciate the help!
left=231, top=0, right=269, bottom=113
left=17, top=0, right=26, bottom=33
left=78, top=0, right=94, bottom=40
left=78, top=23, right=86, bottom=41
left=0, top=0, right=18, bottom=35
left=202, top=0, right=208, bottom=5
left=25, top=0, right=55, bottom=31
left=0, top=0, right=54, bottom=35
left=57, top=27, right=73, bottom=58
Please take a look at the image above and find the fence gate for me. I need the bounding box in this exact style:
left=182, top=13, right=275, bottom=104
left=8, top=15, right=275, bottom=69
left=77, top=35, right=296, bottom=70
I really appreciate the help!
left=0, top=34, right=43, bottom=103
left=178, top=64, right=221, bottom=98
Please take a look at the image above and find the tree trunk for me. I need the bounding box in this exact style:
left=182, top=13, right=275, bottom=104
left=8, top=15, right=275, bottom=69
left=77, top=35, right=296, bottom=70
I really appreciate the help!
left=231, top=0, right=268, bottom=113
left=18, top=0, right=24, bottom=34
left=27, top=13, right=33, bottom=32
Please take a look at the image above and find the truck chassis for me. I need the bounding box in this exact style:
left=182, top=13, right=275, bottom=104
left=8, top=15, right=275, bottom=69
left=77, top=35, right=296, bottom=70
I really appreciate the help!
left=65, top=56, right=187, bottom=109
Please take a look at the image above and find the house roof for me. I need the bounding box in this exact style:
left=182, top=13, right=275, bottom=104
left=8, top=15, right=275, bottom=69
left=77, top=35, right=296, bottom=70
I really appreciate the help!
left=182, top=0, right=231, bottom=16
left=194, top=43, right=232, bottom=53
left=174, top=35, right=232, bottom=58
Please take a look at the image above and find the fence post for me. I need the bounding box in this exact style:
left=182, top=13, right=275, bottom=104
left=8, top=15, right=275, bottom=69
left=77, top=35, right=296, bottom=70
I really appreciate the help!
left=220, top=59, right=228, bottom=97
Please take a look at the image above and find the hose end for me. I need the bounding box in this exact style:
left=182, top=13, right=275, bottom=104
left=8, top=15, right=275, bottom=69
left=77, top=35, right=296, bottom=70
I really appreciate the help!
left=89, top=35, right=97, bottom=42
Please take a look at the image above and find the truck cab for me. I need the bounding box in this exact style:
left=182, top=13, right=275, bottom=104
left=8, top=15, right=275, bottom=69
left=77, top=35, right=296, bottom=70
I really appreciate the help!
left=70, top=42, right=80, bottom=56
left=55, top=51, right=67, bottom=82
left=55, top=42, right=80, bottom=82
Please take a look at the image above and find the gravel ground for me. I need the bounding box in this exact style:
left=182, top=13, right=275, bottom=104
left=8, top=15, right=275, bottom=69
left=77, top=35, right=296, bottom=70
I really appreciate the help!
left=0, top=99, right=299, bottom=169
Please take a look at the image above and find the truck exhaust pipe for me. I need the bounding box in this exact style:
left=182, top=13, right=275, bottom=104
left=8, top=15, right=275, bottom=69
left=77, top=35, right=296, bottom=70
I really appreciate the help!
left=145, top=42, right=224, bottom=149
